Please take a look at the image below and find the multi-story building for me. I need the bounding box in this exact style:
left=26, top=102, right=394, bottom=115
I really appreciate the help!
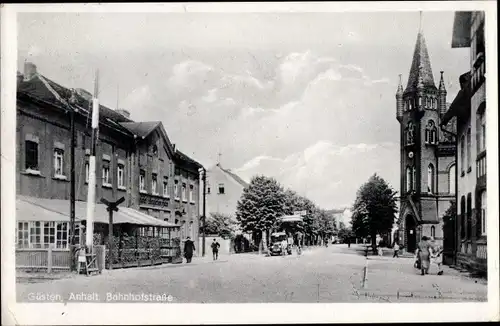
left=205, top=163, right=248, bottom=226
left=441, top=11, right=487, bottom=274
left=395, top=26, right=456, bottom=256
left=16, top=62, right=204, bottom=250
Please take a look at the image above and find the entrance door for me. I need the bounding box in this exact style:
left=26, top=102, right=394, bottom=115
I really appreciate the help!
left=405, top=215, right=417, bottom=253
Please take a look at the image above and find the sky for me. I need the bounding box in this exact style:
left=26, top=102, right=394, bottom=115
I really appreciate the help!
left=17, top=10, right=470, bottom=210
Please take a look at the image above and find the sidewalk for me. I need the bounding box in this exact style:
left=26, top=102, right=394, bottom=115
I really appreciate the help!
left=359, top=255, right=487, bottom=302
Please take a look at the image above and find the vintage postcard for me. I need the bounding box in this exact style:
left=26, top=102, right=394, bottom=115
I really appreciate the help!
left=1, top=1, right=498, bottom=325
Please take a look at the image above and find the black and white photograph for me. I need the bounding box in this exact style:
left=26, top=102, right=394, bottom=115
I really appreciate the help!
left=1, top=2, right=498, bottom=325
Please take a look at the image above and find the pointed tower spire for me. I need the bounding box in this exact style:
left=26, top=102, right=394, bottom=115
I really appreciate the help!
left=417, top=64, right=425, bottom=90
left=405, top=22, right=436, bottom=93
left=397, top=74, right=404, bottom=95
left=418, top=11, right=423, bottom=33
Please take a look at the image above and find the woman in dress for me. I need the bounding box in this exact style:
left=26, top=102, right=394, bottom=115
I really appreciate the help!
left=415, top=236, right=431, bottom=275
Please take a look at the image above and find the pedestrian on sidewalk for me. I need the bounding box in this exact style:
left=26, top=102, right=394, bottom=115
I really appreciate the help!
left=415, top=236, right=431, bottom=275
left=211, top=238, right=220, bottom=261
left=184, top=237, right=196, bottom=263
left=430, top=237, right=444, bottom=275
left=393, top=242, right=400, bottom=258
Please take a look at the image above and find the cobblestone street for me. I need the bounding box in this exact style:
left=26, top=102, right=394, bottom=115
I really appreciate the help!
left=17, top=245, right=487, bottom=303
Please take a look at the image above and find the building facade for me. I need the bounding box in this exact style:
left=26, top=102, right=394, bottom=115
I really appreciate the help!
left=205, top=163, right=248, bottom=224
left=16, top=62, right=203, bottom=250
left=395, top=29, right=456, bottom=255
left=441, top=11, right=487, bottom=274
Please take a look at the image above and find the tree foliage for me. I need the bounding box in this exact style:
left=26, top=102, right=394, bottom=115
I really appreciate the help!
left=203, top=212, right=237, bottom=239
left=236, top=175, right=286, bottom=233
left=351, top=174, right=397, bottom=249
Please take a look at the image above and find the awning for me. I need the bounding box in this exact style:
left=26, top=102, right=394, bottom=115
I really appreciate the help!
left=16, top=196, right=177, bottom=227
left=280, top=215, right=303, bottom=223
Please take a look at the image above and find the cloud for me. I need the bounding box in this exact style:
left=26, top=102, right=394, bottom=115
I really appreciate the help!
left=234, top=140, right=400, bottom=209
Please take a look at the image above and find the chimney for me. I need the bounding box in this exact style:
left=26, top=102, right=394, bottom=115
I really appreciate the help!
left=116, top=109, right=131, bottom=119
left=23, top=62, right=37, bottom=81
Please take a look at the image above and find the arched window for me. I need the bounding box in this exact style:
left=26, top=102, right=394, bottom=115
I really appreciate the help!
left=430, top=226, right=436, bottom=238
left=460, top=196, right=466, bottom=239
left=448, top=164, right=456, bottom=194
left=407, top=122, right=414, bottom=145
left=427, top=164, right=435, bottom=193
left=412, top=166, right=417, bottom=191
left=406, top=166, right=411, bottom=193
left=480, top=190, right=486, bottom=236
left=425, top=120, right=437, bottom=144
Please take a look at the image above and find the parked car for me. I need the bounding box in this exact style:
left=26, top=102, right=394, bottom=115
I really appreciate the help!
left=269, top=232, right=292, bottom=256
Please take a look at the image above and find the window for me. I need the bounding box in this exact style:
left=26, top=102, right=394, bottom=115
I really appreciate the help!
left=466, top=194, right=472, bottom=240
left=43, top=222, right=56, bottom=248
left=448, top=164, right=456, bottom=194
left=460, top=196, right=466, bottom=239
left=466, top=128, right=471, bottom=170
left=412, top=166, right=416, bottom=191
left=189, top=184, right=194, bottom=202
left=25, top=140, right=39, bottom=170
left=427, top=164, right=435, bottom=193
left=54, top=148, right=64, bottom=176
left=477, top=108, right=486, bottom=153
left=139, top=170, right=146, bottom=192
left=102, top=165, right=110, bottom=186
left=17, top=222, right=29, bottom=248
left=406, top=166, right=411, bottom=193
left=425, top=120, right=437, bottom=144
left=163, top=177, right=169, bottom=197
left=430, top=226, right=436, bottom=238
left=460, top=135, right=466, bottom=174
left=218, top=183, right=225, bottom=194
left=30, top=221, right=42, bottom=248
left=70, top=224, right=81, bottom=246
left=85, top=162, right=89, bottom=183
left=182, top=183, right=187, bottom=201
left=117, top=164, right=124, bottom=188
left=406, top=122, right=414, bottom=145
left=56, top=222, right=68, bottom=249
left=480, top=190, right=487, bottom=236
left=152, top=174, right=158, bottom=194
left=152, top=144, right=158, bottom=156
left=174, top=180, right=179, bottom=199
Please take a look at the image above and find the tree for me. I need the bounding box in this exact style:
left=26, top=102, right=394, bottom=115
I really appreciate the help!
left=203, top=213, right=237, bottom=239
left=338, top=222, right=354, bottom=243
left=351, top=174, right=398, bottom=253
left=236, top=175, right=286, bottom=253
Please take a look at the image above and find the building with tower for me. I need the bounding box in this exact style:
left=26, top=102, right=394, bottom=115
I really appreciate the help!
left=395, top=26, right=456, bottom=256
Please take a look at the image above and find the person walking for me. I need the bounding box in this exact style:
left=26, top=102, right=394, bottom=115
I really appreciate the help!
left=347, top=237, right=351, bottom=248
left=430, top=237, right=444, bottom=275
left=183, top=236, right=196, bottom=263
left=393, top=242, right=400, bottom=258
left=415, top=236, right=431, bottom=275
left=281, top=238, right=288, bottom=256
left=211, top=238, right=220, bottom=261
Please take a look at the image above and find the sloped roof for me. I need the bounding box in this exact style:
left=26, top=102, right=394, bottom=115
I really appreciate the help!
left=119, top=121, right=161, bottom=138
left=17, top=73, right=133, bottom=133
left=218, top=165, right=249, bottom=188
left=174, top=150, right=204, bottom=170
left=405, top=32, right=436, bottom=93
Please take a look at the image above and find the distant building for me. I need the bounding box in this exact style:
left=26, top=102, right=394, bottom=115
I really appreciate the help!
left=395, top=25, right=456, bottom=254
left=441, top=11, right=487, bottom=274
left=205, top=163, right=249, bottom=233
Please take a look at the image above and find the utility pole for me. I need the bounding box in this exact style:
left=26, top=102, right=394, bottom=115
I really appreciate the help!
left=202, top=167, right=207, bottom=257
left=85, top=69, right=100, bottom=250
left=68, top=89, right=78, bottom=272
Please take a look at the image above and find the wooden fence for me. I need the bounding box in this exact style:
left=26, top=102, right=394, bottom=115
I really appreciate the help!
left=16, top=246, right=71, bottom=273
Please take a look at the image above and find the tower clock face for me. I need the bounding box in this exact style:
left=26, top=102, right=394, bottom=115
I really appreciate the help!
left=408, top=152, right=414, bottom=159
